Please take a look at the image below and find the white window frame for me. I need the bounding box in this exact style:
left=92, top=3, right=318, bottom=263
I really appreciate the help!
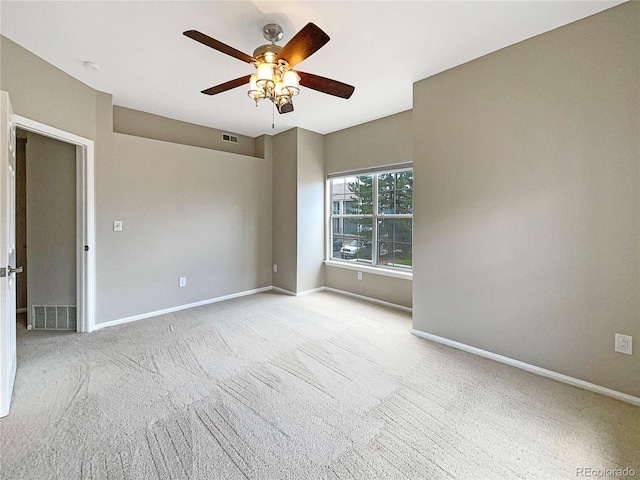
left=325, top=163, right=413, bottom=277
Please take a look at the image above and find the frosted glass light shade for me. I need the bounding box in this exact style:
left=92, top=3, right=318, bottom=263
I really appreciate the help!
left=282, top=70, right=300, bottom=96
left=256, top=63, right=275, bottom=88
left=247, top=74, right=265, bottom=99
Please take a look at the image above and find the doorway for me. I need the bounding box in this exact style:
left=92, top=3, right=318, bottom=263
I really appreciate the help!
left=13, top=115, right=95, bottom=333
left=16, top=130, right=77, bottom=330
left=2, top=96, right=96, bottom=417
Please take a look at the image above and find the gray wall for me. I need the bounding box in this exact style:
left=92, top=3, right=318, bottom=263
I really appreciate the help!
left=2, top=36, right=273, bottom=326
left=0, top=36, right=96, bottom=140
left=272, top=128, right=297, bottom=293
left=96, top=134, right=272, bottom=323
left=255, top=135, right=272, bottom=160
left=271, top=128, right=326, bottom=294
left=325, top=268, right=412, bottom=309
left=113, top=106, right=255, bottom=157
left=412, top=2, right=639, bottom=397
left=25, top=132, right=76, bottom=310
left=325, top=110, right=412, bottom=174
left=296, top=129, right=325, bottom=293
left=324, top=110, right=413, bottom=308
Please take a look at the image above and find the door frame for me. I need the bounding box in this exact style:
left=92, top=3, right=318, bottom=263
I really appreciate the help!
left=14, top=115, right=95, bottom=333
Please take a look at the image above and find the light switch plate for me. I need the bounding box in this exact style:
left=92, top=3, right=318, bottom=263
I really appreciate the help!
left=113, top=220, right=123, bottom=232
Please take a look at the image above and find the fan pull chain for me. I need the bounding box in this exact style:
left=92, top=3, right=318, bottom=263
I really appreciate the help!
left=272, top=103, right=275, bottom=129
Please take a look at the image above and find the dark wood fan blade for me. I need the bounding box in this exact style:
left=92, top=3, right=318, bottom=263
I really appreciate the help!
left=275, top=23, right=329, bottom=68
left=201, top=75, right=252, bottom=95
left=297, top=71, right=355, bottom=99
left=184, top=30, right=255, bottom=64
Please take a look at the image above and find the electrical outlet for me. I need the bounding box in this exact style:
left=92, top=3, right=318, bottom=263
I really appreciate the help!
left=113, top=220, right=123, bottom=232
left=179, top=277, right=187, bottom=287
left=357, top=271, right=363, bottom=281
left=273, top=264, right=277, bottom=273
left=615, top=333, right=633, bottom=355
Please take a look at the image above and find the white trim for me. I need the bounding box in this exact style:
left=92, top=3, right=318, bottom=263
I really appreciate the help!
left=324, top=286, right=412, bottom=312
left=94, top=286, right=272, bottom=331
left=271, top=286, right=296, bottom=296
left=13, top=115, right=95, bottom=333
left=296, top=286, right=325, bottom=297
left=324, top=259, right=413, bottom=280
left=13, top=116, right=92, bottom=146
left=411, top=329, right=640, bottom=407
left=96, top=284, right=412, bottom=332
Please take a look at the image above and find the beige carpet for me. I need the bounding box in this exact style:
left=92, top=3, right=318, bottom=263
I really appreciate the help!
left=0, top=291, right=638, bottom=479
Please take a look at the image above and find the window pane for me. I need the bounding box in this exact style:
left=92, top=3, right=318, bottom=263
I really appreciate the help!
left=394, top=218, right=412, bottom=244
left=331, top=177, right=354, bottom=215
left=378, top=173, right=395, bottom=214
left=356, top=217, right=373, bottom=243
left=378, top=218, right=393, bottom=242
left=393, top=243, right=412, bottom=267
left=345, top=200, right=358, bottom=214
left=354, top=175, right=373, bottom=215
left=331, top=178, right=345, bottom=204
left=357, top=217, right=373, bottom=262
left=331, top=218, right=343, bottom=260
left=377, top=218, right=393, bottom=265
left=338, top=218, right=372, bottom=262
left=342, top=217, right=359, bottom=236
left=376, top=218, right=412, bottom=268
left=395, top=171, right=413, bottom=214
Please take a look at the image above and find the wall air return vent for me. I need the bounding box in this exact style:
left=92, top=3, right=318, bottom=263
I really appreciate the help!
left=31, top=305, right=77, bottom=331
left=221, top=133, right=239, bottom=144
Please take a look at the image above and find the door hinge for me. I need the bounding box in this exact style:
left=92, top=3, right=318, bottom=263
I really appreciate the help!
left=84, top=245, right=89, bottom=252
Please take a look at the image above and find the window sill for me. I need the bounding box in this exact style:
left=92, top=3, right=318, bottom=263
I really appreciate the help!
left=324, top=260, right=413, bottom=280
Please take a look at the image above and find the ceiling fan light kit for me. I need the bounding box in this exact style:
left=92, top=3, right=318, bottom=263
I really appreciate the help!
left=184, top=22, right=354, bottom=116
left=249, top=40, right=300, bottom=112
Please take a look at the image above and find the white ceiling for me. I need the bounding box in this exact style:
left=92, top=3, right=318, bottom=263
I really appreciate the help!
left=0, top=1, right=623, bottom=138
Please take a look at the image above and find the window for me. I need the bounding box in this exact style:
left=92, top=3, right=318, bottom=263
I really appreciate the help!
left=329, top=166, right=413, bottom=270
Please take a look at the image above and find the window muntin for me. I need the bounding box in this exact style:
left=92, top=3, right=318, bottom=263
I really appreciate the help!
left=329, top=168, right=412, bottom=269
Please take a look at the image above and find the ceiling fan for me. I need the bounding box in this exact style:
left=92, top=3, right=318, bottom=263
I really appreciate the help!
left=184, top=23, right=355, bottom=114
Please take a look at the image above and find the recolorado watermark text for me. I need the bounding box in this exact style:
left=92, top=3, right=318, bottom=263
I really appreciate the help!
left=576, top=467, right=636, bottom=478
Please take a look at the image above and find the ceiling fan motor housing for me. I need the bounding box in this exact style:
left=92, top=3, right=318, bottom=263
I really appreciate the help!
left=253, top=44, right=283, bottom=65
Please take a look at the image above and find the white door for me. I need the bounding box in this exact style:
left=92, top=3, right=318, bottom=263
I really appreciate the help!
left=0, top=91, right=18, bottom=417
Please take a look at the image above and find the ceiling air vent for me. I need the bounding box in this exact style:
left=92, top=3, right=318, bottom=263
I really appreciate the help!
left=222, top=133, right=238, bottom=144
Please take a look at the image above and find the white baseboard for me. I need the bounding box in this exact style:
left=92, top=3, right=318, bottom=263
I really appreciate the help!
left=324, top=287, right=412, bottom=313
left=96, top=284, right=411, bottom=332
left=411, top=329, right=640, bottom=407
left=271, top=285, right=411, bottom=313
left=296, top=286, right=325, bottom=297
left=93, top=286, right=272, bottom=331
left=272, top=286, right=326, bottom=297
left=271, top=286, right=296, bottom=296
